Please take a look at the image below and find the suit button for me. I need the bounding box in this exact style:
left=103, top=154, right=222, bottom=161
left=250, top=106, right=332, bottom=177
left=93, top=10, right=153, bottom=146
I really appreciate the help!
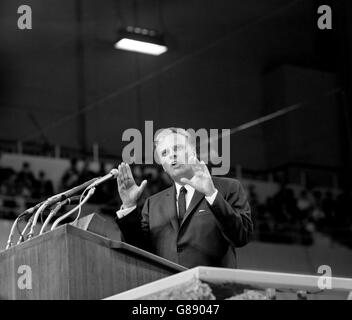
left=177, top=246, right=183, bottom=253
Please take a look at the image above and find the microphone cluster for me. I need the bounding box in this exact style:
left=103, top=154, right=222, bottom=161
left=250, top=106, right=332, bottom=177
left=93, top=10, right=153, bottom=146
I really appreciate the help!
left=5, top=168, right=119, bottom=250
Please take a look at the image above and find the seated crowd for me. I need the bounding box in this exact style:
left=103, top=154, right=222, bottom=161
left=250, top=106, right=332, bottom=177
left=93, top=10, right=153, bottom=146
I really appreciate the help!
left=0, top=159, right=351, bottom=248
left=250, top=185, right=352, bottom=248
left=0, top=162, right=54, bottom=217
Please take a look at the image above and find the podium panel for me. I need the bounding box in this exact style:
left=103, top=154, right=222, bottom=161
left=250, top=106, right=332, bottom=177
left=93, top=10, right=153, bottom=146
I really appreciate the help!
left=0, top=224, right=186, bottom=300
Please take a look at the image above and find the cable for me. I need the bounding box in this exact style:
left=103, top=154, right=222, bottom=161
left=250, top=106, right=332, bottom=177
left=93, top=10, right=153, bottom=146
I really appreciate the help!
left=17, top=216, right=34, bottom=245
left=15, top=214, right=28, bottom=241
left=50, top=187, right=96, bottom=231
left=72, top=186, right=90, bottom=224
left=40, top=206, right=44, bottom=225
left=39, top=196, right=81, bottom=234
left=39, top=201, right=66, bottom=235
left=27, top=199, right=57, bottom=240
left=6, top=209, right=35, bottom=249
left=6, top=216, right=21, bottom=249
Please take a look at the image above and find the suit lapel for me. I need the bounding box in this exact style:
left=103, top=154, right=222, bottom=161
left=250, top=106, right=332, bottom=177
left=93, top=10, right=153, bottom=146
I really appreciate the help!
left=180, top=190, right=204, bottom=228
left=163, top=185, right=179, bottom=232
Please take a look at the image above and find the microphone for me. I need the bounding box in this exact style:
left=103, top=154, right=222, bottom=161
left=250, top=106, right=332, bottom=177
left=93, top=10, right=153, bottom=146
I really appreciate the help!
left=27, top=177, right=99, bottom=240
left=86, top=168, right=119, bottom=189
left=20, top=200, right=46, bottom=217
left=39, top=195, right=82, bottom=235
left=28, top=170, right=117, bottom=239
left=50, top=187, right=96, bottom=231
left=50, top=169, right=119, bottom=229
left=6, top=200, right=47, bottom=249
left=48, top=177, right=99, bottom=205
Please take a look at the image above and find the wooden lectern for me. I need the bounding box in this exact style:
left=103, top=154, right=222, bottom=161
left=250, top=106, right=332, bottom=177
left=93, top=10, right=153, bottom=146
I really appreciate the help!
left=0, top=224, right=186, bottom=300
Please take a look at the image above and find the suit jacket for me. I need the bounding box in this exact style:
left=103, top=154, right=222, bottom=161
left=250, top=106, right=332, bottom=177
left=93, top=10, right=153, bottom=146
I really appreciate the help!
left=117, top=176, right=253, bottom=269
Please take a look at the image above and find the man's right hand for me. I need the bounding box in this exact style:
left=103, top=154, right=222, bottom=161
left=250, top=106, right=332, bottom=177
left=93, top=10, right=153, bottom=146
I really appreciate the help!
left=117, top=163, right=147, bottom=208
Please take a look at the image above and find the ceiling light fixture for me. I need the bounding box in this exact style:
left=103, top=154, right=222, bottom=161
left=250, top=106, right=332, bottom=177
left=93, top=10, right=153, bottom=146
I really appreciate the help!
left=114, top=26, right=167, bottom=56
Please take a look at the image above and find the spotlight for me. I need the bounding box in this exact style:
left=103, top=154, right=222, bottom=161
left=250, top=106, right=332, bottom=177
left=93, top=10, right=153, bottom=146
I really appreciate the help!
left=114, top=26, right=167, bottom=56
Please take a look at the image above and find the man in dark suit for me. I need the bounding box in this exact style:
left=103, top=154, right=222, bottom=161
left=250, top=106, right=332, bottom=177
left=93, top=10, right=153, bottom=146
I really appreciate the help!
left=116, top=128, right=253, bottom=268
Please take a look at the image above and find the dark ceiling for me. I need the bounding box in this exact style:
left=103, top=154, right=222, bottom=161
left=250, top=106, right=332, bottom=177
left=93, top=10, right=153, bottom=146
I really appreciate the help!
left=0, top=0, right=346, bottom=170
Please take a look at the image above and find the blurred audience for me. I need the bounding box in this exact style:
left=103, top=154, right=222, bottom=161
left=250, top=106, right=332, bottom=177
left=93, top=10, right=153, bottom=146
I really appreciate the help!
left=60, top=158, right=79, bottom=190
left=33, top=171, right=54, bottom=199
left=0, top=159, right=351, bottom=249
left=14, top=162, right=34, bottom=198
left=253, top=185, right=352, bottom=248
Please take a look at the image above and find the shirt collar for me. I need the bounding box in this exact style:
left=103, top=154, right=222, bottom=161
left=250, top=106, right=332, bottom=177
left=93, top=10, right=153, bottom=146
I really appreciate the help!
left=175, top=182, right=193, bottom=196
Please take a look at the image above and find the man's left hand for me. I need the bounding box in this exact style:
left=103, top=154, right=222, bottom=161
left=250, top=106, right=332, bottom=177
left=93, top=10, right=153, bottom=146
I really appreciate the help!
left=180, top=157, right=216, bottom=197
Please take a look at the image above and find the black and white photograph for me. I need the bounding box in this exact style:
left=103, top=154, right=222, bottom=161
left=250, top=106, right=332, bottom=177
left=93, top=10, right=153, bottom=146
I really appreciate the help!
left=0, top=0, right=352, bottom=304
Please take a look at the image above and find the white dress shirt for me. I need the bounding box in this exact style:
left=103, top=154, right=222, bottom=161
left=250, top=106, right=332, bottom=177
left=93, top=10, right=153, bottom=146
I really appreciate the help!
left=116, top=184, right=218, bottom=219
left=175, top=182, right=194, bottom=216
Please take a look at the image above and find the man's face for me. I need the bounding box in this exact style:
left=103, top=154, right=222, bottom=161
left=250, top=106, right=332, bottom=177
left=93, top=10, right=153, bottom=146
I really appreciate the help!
left=156, top=133, right=195, bottom=182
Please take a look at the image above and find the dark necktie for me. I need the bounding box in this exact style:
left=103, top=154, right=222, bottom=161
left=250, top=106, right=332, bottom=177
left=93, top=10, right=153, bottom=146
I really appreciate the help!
left=178, top=186, right=187, bottom=225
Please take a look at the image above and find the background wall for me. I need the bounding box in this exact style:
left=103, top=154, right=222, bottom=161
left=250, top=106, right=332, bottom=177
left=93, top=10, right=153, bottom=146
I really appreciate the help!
left=0, top=0, right=349, bottom=174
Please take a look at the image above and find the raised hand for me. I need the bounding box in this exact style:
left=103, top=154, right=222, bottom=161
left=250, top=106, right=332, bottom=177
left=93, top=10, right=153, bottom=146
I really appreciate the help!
left=117, top=163, right=147, bottom=208
left=180, top=157, right=216, bottom=197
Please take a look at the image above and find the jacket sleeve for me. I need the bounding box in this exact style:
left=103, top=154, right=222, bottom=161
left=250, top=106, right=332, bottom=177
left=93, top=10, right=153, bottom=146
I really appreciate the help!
left=210, top=179, right=253, bottom=247
left=115, top=198, right=152, bottom=252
